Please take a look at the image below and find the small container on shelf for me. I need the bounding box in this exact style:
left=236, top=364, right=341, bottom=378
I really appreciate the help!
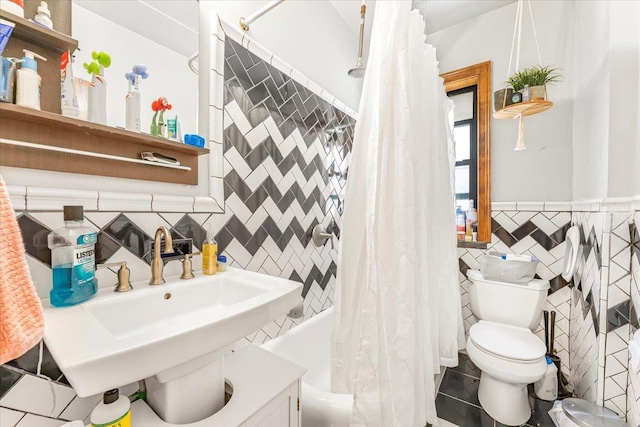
left=34, top=1, right=53, bottom=30
left=217, top=255, right=227, bottom=272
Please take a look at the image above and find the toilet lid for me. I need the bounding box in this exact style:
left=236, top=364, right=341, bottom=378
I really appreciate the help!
left=469, top=321, right=546, bottom=362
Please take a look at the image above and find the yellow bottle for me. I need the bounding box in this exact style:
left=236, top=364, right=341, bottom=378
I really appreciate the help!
left=202, top=227, right=217, bottom=275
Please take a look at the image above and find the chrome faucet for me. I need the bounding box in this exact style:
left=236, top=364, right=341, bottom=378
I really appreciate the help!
left=149, top=226, right=174, bottom=285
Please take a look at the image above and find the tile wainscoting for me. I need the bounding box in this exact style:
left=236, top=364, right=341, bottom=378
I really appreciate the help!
left=0, top=32, right=353, bottom=426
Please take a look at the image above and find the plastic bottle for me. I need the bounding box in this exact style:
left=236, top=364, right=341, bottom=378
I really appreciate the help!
left=16, top=49, right=46, bottom=110
left=217, top=255, right=227, bottom=272
left=455, top=206, right=466, bottom=242
left=125, top=75, right=140, bottom=132
left=0, top=0, right=24, bottom=18
left=466, top=200, right=478, bottom=225
left=60, top=50, right=79, bottom=118
left=90, top=389, right=131, bottom=427
left=534, top=356, right=558, bottom=401
left=34, top=1, right=53, bottom=29
left=47, top=206, right=97, bottom=307
left=202, top=226, right=218, bottom=275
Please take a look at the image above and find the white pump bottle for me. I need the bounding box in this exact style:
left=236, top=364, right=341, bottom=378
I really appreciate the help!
left=16, top=49, right=47, bottom=110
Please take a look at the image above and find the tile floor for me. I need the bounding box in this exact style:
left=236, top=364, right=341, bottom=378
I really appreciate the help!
left=436, top=353, right=555, bottom=427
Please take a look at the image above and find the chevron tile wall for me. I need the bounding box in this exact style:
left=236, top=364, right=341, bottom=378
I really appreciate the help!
left=458, top=208, right=573, bottom=376
left=628, top=214, right=640, bottom=426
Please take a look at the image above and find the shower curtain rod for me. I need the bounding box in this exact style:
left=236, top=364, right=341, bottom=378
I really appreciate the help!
left=239, top=0, right=285, bottom=31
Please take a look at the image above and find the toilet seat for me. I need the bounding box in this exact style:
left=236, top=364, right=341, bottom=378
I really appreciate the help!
left=469, top=321, right=546, bottom=363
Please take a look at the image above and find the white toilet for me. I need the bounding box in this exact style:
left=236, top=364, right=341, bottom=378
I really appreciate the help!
left=465, top=269, right=550, bottom=426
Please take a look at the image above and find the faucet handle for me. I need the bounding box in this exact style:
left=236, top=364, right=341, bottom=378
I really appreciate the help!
left=180, top=252, right=200, bottom=280
left=97, top=261, right=133, bottom=293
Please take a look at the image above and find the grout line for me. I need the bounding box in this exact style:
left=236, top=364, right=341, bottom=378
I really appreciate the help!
left=438, top=391, right=483, bottom=410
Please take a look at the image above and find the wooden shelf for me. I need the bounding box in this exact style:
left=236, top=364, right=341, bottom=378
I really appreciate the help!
left=0, top=103, right=209, bottom=185
left=493, top=100, right=553, bottom=119
left=0, top=10, right=78, bottom=53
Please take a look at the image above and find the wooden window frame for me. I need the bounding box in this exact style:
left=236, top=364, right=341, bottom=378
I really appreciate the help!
left=441, top=61, right=492, bottom=243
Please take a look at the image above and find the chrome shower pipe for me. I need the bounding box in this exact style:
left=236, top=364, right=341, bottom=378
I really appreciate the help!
left=239, top=0, right=286, bottom=31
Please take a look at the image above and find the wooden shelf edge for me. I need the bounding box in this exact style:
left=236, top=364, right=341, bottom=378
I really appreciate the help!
left=0, top=103, right=209, bottom=156
left=0, top=9, right=78, bottom=52
left=493, top=100, right=553, bottom=120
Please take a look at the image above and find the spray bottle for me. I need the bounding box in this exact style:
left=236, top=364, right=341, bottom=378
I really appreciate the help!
left=16, top=49, right=46, bottom=110
left=124, top=64, right=148, bottom=132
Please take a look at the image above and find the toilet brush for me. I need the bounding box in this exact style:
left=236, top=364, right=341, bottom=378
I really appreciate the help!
left=548, top=310, right=572, bottom=399
left=543, top=310, right=549, bottom=354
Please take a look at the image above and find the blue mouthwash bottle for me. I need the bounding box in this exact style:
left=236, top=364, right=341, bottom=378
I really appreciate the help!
left=48, top=206, right=98, bottom=307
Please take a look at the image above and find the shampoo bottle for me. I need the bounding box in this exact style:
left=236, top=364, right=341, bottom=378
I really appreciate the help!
left=16, top=49, right=46, bottom=110
left=202, top=227, right=218, bottom=275
left=125, top=75, right=140, bottom=132
left=60, top=50, right=79, bottom=118
left=90, top=389, right=131, bottom=427
left=47, top=206, right=97, bottom=307
left=455, top=206, right=466, bottom=242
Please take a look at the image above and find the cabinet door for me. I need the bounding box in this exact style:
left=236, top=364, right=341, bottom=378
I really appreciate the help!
left=245, top=388, right=292, bottom=427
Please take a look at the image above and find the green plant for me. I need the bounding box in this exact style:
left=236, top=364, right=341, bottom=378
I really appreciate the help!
left=506, top=65, right=562, bottom=92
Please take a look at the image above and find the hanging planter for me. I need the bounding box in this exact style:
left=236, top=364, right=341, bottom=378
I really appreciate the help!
left=493, top=0, right=562, bottom=150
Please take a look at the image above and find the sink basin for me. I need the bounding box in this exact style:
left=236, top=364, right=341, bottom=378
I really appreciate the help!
left=43, top=268, right=302, bottom=397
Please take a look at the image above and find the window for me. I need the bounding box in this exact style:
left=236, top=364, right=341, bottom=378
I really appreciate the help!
left=449, top=86, right=478, bottom=212
left=441, top=62, right=491, bottom=244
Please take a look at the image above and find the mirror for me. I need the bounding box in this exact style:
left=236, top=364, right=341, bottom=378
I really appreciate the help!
left=441, top=61, right=492, bottom=244
left=71, top=1, right=199, bottom=136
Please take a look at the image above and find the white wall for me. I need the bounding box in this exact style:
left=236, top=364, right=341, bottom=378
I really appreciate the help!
left=200, top=0, right=362, bottom=111
left=572, top=0, right=610, bottom=201
left=71, top=4, right=198, bottom=135
left=427, top=1, right=576, bottom=202
left=607, top=1, right=640, bottom=198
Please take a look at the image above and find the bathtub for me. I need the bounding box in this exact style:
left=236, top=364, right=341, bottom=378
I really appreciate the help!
left=262, top=307, right=352, bottom=427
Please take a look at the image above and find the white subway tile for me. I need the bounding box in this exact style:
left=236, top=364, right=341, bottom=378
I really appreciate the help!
left=7, top=185, right=26, bottom=211
left=544, top=201, right=572, bottom=212
left=516, top=201, right=544, bottom=211
left=151, top=195, right=194, bottom=213
left=97, top=191, right=152, bottom=212
left=491, top=201, right=517, bottom=211
left=26, top=187, right=98, bottom=211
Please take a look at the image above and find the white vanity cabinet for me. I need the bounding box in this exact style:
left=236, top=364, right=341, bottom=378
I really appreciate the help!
left=243, top=381, right=300, bottom=427
left=130, top=345, right=305, bottom=426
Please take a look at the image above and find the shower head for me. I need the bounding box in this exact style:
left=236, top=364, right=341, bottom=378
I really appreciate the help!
left=348, top=59, right=366, bottom=78
left=348, top=3, right=367, bottom=78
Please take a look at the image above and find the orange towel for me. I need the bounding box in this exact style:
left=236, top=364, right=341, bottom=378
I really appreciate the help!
left=0, top=176, right=44, bottom=364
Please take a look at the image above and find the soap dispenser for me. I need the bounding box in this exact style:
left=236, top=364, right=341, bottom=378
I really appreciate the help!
left=16, top=49, right=46, bottom=110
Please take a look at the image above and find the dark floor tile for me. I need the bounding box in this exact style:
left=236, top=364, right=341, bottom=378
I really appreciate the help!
left=439, top=369, right=481, bottom=406
left=448, top=353, right=481, bottom=379
left=5, top=342, right=61, bottom=380
left=436, top=393, right=494, bottom=427
left=526, top=394, right=556, bottom=427
left=0, top=367, right=22, bottom=399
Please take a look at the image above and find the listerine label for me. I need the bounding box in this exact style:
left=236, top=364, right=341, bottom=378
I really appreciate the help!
left=77, top=232, right=97, bottom=246
left=72, top=246, right=95, bottom=286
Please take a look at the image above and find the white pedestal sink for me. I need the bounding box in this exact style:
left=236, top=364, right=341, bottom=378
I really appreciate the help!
left=43, top=268, right=302, bottom=423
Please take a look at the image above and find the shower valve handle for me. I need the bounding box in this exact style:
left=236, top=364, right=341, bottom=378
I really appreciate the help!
left=311, top=224, right=333, bottom=249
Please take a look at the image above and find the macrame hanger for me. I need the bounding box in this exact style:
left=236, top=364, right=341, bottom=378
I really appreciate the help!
left=502, top=0, right=523, bottom=109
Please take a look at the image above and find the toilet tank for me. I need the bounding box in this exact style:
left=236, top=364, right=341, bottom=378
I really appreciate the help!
left=467, top=269, right=550, bottom=329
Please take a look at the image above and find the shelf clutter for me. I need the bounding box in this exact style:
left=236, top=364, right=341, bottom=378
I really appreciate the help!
left=0, top=1, right=208, bottom=184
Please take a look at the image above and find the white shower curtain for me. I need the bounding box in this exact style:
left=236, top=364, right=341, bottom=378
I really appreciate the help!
left=330, top=3, right=464, bottom=426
